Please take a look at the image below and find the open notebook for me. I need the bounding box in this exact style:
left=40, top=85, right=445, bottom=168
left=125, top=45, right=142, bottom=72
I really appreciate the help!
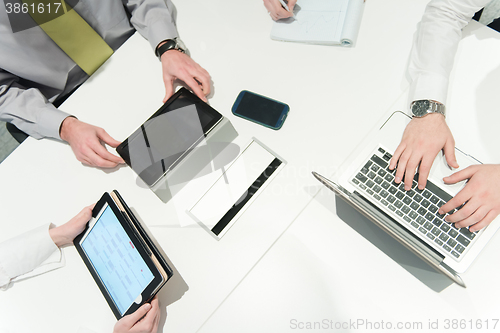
left=270, top=0, right=365, bottom=46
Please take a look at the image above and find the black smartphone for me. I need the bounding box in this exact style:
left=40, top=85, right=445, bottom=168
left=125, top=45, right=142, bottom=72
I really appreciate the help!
left=231, top=90, right=289, bottom=130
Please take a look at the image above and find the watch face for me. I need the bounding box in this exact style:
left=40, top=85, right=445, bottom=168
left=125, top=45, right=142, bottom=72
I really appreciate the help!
left=412, top=100, right=430, bottom=117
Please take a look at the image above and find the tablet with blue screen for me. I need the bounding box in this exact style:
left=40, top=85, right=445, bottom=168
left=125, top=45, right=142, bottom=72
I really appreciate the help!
left=74, top=191, right=172, bottom=319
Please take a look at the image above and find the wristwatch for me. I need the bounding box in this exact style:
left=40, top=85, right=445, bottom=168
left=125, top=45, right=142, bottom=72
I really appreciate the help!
left=410, top=100, right=446, bottom=118
left=155, top=38, right=187, bottom=59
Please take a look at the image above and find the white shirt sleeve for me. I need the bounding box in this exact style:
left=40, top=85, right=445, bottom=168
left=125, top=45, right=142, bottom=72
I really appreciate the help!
left=0, top=224, right=63, bottom=290
left=408, top=0, right=491, bottom=108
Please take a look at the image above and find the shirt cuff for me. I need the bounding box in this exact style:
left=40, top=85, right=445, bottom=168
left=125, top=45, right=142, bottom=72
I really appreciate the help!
left=0, top=224, right=63, bottom=290
left=408, top=71, right=449, bottom=109
left=37, top=106, right=72, bottom=141
left=147, top=19, right=179, bottom=52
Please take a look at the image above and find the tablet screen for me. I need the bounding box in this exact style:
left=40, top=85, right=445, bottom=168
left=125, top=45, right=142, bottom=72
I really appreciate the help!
left=81, top=204, right=155, bottom=315
left=117, top=88, right=223, bottom=186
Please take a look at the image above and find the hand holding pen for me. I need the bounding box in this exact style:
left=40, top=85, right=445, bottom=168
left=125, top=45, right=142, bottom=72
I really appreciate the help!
left=264, top=0, right=297, bottom=21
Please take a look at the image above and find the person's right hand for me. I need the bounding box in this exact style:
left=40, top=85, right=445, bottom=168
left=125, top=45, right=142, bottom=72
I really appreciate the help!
left=60, top=117, right=125, bottom=168
left=113, top=297, right=161, bottom=333
left=263, top=0, right=296, bottom=21
left=389, top=114, right=459, bottom=191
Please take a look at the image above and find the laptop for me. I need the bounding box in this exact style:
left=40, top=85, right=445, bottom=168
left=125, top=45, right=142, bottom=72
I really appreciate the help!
left=313, top=111, right=500, bottom=287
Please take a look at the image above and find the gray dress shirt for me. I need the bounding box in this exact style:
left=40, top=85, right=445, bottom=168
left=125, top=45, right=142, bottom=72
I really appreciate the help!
left=0, top=0, right=178, bottom=140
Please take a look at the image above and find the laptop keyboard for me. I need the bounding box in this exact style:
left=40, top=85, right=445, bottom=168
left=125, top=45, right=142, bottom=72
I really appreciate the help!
left=350, top=146, right=479, bottom=261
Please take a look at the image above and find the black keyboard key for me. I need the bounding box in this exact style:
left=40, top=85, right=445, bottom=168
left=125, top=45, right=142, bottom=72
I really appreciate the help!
left=398, top=183, right=406, bottom=192
left=403, top=197, right=412, bottom=205
left=388, top=205, right=396, bottom=211
left=417, top=207, right=426, bottom=216
left=413, top=194, right=423, bottom=203
left=425, top=212, right=434, bottom=221
left=381, top=181, right=390, bottom=190
left=437, top=200, right=446, bottom=208
left=380, top=190, right=389, bottom=198
left=374, top=176, right=383, bottom=184
left=368, top=171, right=376, bottom=179
left=395, top=191, right=404, bottom=200
left=428, top=205, right=438, bottom=214
left=384, top=174, right=393, bottom=182
left=451, top=251, right=460, bottom=258
left=373, top=185, right=382, bottom=193
left=370, top=164, right=380, bottom=172
left=406, top=190, right=416, bottom=198
left=432, top=218, right=442, bottom=227
left=366, top=180, right=375, bottom=188
left=411, top=222, right=419, bottom=228
left=401, top=206, right=410, bottom=214
left=373, top=194, right=381, bottom=201
left=431, top=227, right=441, bottom=236
left=381, top=199, right=389, bottom=206
left=356, top=173, right=368, bottom=182
left=424, top=222, right=433, bottom=231
left=443, top=244, right=452, bottom=252
left=455, top=244, right=465, bottom=254
left=396, top=210, right=404, bottom=217
left=439, top=233, right=449, bottom=242
left=460, top=228, right=476, bottom=240
left=440, top=223, right=450, bottom=232
left=422, top=190, right=432, bottom=199
left=378, top=147, right=386, bottom=154
left=383, top=152, right=392, bottom=161
left=409, top=211, right=418, bottom=219
left=447, top=238, right=457, bottom=248
left=435, top=238, right=444, bottom=246
left=427, top=233, right=435, bottom=240
left=430, top=195, right=439, bottom=204
left=448, top=228, right=458, bottom=238
left=416, top=216, right=426, bottom=225
left=410, top=202, right=419, bottom=210
left=378, top=169, right=387, bottom=177
left=418, top=227, right=427, bottom=234
left=456, top=235, right=470, bottom=247
left=352, top=178, right=360, bottom=185
left=367, top=189, right=374, bottom=195
left=421, top=199, right=430, bottom=208
left=359, top=184, right=366, bottom=190
left=387, top=195, right=396, bottom=203
left=371, top=154, right=388, bottom=169
left=403, top=216, right=412, bottom=223
left=388, top=187, right=397, bottom=194
left=394, top=200, right=403, bottom=209
left=424, top=179, right=453, bottom=202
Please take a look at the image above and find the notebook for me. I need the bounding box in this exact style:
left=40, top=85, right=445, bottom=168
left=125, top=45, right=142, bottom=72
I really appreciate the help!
left=313, top=111, right=500, bottom=287
left=270, top=0, right=365, bottom=46
left=74, top=191, right=173, bottom=319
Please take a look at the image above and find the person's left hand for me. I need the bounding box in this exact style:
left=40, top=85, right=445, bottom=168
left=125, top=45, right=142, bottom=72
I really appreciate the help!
left=439, top=164, right=500, bottom=232
left=49, top=204, right=95, bottom=247
left=160, top=50, right=211, bottom=103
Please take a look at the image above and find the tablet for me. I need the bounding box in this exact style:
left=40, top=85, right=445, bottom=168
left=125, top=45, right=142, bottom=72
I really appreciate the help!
left=116, top=88, right=224, bottom=187
left=74, top=193, right=167, bottom=319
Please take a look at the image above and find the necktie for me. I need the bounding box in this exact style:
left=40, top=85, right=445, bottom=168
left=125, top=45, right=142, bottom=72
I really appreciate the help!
left=23, top=0, right=113, bottom=76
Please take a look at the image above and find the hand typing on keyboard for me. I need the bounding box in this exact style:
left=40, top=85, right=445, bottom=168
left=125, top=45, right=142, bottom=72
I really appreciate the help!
left=389, top=115, right=459, bottom=191
left=440, top=164, right=500, bottom=232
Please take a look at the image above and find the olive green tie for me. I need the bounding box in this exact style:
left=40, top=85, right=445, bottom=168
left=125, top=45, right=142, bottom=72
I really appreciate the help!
left=24, top=0, right=113, bottom=76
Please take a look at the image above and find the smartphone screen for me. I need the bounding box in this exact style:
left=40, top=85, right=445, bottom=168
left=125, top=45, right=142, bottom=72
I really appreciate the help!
left=231, top=90, right=289, bottom=130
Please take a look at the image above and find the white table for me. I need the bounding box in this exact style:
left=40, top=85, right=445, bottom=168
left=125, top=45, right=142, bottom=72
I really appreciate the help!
left=1, top=0, right=500, bottom=332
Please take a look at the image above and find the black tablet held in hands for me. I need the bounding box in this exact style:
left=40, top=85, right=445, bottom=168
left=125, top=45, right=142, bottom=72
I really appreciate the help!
left=74, top=191, right=173, bottom=319
left=116, top=88, right=223, bottom=187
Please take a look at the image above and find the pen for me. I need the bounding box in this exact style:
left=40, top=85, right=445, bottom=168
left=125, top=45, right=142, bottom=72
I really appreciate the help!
left=278, top=0, right=296, bottom=19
